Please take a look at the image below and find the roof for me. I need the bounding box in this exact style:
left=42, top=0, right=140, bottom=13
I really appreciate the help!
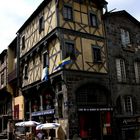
left=105, top=10, right=140, bottom=26
left=8, top=37, right=17, bottom=48
left=0, top=49, right=7, bottom=59
left=17, top=0, right=107, bottom=33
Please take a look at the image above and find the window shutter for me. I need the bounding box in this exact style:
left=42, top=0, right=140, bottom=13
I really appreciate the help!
left=121, top=29, right=126, bottom=46
left=134, top=62, right=140, bottom=83
left=116, top=59, right=122, bottom=82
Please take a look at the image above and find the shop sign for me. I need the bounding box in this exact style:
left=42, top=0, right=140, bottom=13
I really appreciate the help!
left=31, top=109, right=54, bottom=117
left=78, top=107, right=113, bottom=112
left=119, top=117, right=140, bottom=126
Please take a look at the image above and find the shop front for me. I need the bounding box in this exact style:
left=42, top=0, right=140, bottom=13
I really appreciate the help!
left=116, top=116, right=140, bottom=140
left=76, top=84, right=113, bottom=140
left=78, top=107, right=113, bottom=140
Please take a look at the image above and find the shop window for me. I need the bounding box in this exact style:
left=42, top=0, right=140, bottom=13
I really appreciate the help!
left=116, top=58, right=126, bottom=82
left=120, top=28, right=131, bottom=47
left=65, top=41, right=76, bottom=60
left=58, top=94, right=63, bottom=118
left=63, top=5, right=73, bottom=20
left=134, top=61, right=140, bottom=83
left=45, top=93, right=52, bottom=110
left=92, top=46, right=102, bottom=63
left=32, top=100, right=39, bottom=112
left=22, top=35, right=25, bottom=50
left=89, top=13, right=98, bottom=27
left=124, top=96, right=133, bottom=114
left=39, top=16, right=44, bottom=33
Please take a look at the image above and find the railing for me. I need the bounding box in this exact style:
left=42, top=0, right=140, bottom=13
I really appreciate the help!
left=8, top=69, right=17, bottom=82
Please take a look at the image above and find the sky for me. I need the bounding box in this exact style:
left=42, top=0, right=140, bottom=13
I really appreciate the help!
left=0, top=0, right=139, bottom=53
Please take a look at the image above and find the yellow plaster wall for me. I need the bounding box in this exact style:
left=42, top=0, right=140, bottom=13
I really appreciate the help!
left=13, top=95, right=24, bottom=120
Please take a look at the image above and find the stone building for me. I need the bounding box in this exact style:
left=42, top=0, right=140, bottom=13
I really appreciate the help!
left=16, top=0, right=113, bottom=139
left=104, top=10, right=140, bottom=140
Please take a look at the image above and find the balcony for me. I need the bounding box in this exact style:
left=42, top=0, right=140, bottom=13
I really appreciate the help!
left=8, top=68, right=17, bottom=82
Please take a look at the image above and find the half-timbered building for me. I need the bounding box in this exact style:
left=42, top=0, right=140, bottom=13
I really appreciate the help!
left=0, top=49, right=12, bottom=137
left=17, top=0, right=112, bottom=139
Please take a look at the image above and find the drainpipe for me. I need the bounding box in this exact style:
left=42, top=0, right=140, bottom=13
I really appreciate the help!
left=29, top=101, right=32, bottom=121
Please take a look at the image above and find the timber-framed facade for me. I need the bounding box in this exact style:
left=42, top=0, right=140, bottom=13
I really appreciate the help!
left=17, top=0, right=113, bottom=139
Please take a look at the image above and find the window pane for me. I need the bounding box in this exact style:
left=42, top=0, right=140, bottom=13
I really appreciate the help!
left=39, top=16, right=44, bottom=33
left=63, top=6, right=72, bottom=20
left=124, top=96, right=133, bottom=114
left=116, top=58, right=126, bottom=82
left=65, top=42, right=75, bottom=59
left=43, top=52, right=48, bottom=68
left=92, top=47, right=101, bottom=62
left=120, top=28, right=130, bottom=46
left=22, top=36, right=25, bottom=50
left=90, top=13, right=97, bottom=27
left=134, top=62, right=140, bottom=83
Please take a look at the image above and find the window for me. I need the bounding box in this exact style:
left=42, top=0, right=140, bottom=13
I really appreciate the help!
left=43, top=51, right=48, bottom=68
left=1, top=73, right=4, bottom=85
left=124, top=96, right=133, bottom=114
left=116, top=58, right=126, bottom=82
left=89, top=13, right=98, bottom=27
left=22, top=36, right=25, bottom=50
left=65, top=42, right=76, bottom=60
left=14, top=105, right=19, bottom=119
left=120, top=28, right=130, bottom=46
left=63, top=5, right=73, bottom=20
left=92, top=46, right=102, bottom=62
left=134, top=62, right=140, bottom=83
left=39, top=16, right=44, bottom=33
left=24, top=64, right=28, bottom=79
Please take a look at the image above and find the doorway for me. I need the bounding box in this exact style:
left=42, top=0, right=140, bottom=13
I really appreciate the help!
left=79, top=112, right=101, bottom=140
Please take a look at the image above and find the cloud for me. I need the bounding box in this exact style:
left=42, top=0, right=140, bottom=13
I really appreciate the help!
left=0, top=0, right=43, bottom=53
left=107, top=0, right=140, bottom=21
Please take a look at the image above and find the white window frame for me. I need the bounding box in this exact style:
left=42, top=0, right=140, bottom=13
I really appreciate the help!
left=134, top=62, right=140, bottom=83
left=120, top=28, right=130, bottom=47
left=116, top=58, right=126, bottom=82
left=124, top=96, right=133, bottom=114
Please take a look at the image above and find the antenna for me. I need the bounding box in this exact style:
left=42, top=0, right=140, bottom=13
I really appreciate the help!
left=108, top=8, right=117, bottom=13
